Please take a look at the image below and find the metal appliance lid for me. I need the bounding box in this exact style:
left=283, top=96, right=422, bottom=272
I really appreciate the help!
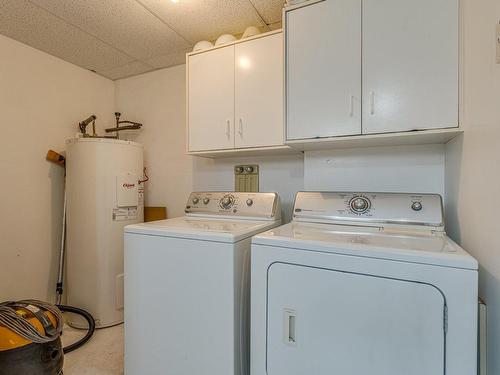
left=124, top=216, right=281, bottom=243
left=252, top=222, right=477, bottom=270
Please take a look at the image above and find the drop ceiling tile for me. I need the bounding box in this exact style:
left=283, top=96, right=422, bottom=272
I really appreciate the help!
left=250, top=0, right=285, bottom=24
left=100, top=61, right=153, bottom=80
left=143, top=49, right=189, bottom=69
left=136, top=0, right=266, bottom=44
left=29, top=0, right=191, bottom=60
left=0, top=0, right=133, bottom=72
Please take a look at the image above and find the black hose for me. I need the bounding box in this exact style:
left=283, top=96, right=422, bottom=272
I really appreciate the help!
left=56, top=305, right=96, bottom=354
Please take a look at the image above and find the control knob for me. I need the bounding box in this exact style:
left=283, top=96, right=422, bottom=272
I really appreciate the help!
left=203, top=198, right=210, bottom=205
left=220, top=195, right=234, bottom=209
left=192, top=197, right=200, bottom=205
left=246, top=199, right=253, bottom=206
left=411, top=202, right=423, bottom=211
left=350, top=196, right=370, bottom=213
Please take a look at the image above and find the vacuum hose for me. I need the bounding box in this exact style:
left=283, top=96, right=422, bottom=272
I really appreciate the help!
left=0, top=300, right=63, bottom=344
left=56, top=305, right=95, bottom=354
left=0, top=300, right=95, bottom=354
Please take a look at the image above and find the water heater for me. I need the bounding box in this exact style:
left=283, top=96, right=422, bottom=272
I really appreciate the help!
left=65, top=138, right=144, bottom=328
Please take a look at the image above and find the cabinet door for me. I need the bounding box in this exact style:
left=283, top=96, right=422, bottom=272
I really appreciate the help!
left=188, top=46, right=234, bottom=151
left=235, top=33, right=284, bottom=148
left=362, top=0, right=459, bottom=134
left=286, top=0, right=362, bottom=140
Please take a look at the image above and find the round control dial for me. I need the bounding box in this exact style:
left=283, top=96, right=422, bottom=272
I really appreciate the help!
left=246, top=199, right=253, bottom=206
left=349, top=196, right=371, bottom=214
left=220, top=194, right=235, bottom=209
left=411, top=201, right=423, bottom=211
left=192, top=197, right=200, bottom=205
left=203, top=198, right=210, bottom=205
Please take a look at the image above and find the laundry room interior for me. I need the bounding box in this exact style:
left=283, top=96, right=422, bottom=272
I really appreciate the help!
left=0, top=0, right=498, bottom=374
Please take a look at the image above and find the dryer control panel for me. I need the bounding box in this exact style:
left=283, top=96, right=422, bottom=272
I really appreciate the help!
left=185, top=192, right=280, bottom=220
left=293, top=192, right=444, bottom=229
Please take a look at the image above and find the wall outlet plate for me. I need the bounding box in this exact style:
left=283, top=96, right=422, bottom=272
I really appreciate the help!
left=235, top=165, right=259, bottom=192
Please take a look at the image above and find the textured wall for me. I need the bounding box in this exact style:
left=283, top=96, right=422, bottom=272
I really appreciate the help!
left=0, top=34, right=115, bottom=302
left=445, top=0, right=500, bottom=372
left=304, top=145, right=445, bottom=196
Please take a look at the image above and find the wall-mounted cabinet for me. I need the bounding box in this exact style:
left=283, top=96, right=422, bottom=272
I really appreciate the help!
left=285, top=0, right=461, bottom=149
left=286, top=0, right=362, bottom=140
left=188, top=31, right=292, bottom=157
left=188, top=46, right=235, bottom=151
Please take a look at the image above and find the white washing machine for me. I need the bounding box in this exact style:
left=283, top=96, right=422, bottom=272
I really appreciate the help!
left=124, top=192, right=281, bottom=375
left=251, top=192, right=478, bottom=375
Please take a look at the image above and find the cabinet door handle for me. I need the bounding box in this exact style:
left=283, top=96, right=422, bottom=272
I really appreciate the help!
left=349, top=95, right=354, bottom=117
left=226, top=120, right=231, bottom=139
left=370, top=91, right=375, bottom=115
left=238, top=118, right=243, bottom=137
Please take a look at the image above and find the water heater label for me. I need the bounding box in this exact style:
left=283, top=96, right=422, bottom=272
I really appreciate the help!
left=117, top=173, right=139, bottom=207
left=113, top=207, right=138, bottom=221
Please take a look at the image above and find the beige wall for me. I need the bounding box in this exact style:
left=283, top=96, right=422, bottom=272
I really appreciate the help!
left=304, top=145, right=446, bottom=196
left=115, top=65, right=193, bottom=219
left=445, top=0, right=500, bottom=373
left=0, top=34, right=115, bottom=302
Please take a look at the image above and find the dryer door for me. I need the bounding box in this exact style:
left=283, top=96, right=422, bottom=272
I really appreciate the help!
left=267, top=263, right=446, bottom=375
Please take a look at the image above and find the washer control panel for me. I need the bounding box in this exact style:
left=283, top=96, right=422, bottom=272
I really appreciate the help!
left=293, top=192, right=443, bottom=228
left=185, top=192, right=280, bottom=219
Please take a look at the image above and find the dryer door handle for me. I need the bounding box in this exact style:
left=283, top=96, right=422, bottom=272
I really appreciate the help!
left=283, top=309, right=297, bottom=346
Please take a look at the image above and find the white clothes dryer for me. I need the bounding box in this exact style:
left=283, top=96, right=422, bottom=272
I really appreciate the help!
left=251, top=192, right=477, bottom=375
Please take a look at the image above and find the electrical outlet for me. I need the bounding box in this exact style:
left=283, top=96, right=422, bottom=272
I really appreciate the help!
left=234, top=165, right=259, bottom=192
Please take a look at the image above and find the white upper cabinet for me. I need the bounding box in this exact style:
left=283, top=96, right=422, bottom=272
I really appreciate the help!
left=286, top=0, right=362, bottom=140
left=235, top=33, right=283, bottom=148
left=188, top=46, right=235, bottom=152
left=187, top=31, right=287, bottom=156
left=284, top=0, right=460, bottom=148
left=362, top=0, right=459, bottom=134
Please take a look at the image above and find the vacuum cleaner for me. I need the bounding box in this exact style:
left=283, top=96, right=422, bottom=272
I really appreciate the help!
left=0, top=146, right=96, bottom=374
left=0, top=301, right=95, bottom=375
